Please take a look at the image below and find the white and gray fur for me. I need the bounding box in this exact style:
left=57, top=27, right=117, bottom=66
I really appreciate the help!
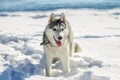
left=41, top=13, right=81, bottom=77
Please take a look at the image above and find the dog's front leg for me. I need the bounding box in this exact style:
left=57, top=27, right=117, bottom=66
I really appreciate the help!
left=60, top=56, right=70, bottom=73
left=45, top=54, right=52, bottom=77
left=69, top=42, right=74, bottom=57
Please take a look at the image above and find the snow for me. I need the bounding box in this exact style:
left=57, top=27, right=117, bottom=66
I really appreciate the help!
left=0, top=8, right=120, bottom=80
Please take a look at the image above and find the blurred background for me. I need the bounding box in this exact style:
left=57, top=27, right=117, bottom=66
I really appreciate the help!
left=0, top=0, right=120, bottom=12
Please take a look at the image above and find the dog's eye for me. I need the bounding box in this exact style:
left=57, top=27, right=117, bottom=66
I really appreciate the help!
left=53, top=29, right=57, bottom=31
left=61, top=28, right=64, bottom=31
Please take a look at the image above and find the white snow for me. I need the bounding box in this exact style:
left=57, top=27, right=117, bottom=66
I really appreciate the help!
left=0, top=8, right=120, bottom=80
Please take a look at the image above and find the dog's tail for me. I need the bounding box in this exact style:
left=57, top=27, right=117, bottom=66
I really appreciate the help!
left=74, top=43, right=82, bottom=53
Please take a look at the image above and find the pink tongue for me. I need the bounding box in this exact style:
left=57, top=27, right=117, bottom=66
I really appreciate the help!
left=56, top=41, right=61, bottom=47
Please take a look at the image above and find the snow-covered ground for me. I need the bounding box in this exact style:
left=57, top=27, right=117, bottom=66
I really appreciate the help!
left=0, top=8, right=120, bottom=80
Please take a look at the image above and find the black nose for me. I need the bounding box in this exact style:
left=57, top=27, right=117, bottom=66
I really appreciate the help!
left=58, top=36, right=62, bottom=40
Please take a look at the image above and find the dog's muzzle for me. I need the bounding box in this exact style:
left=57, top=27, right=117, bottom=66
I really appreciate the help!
left=53, top=36, right=62, bottom=47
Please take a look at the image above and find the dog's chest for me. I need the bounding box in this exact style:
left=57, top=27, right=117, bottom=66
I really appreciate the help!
left=44, top=43, right=70, bottom=55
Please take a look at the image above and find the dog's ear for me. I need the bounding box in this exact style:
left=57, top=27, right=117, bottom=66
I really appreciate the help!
left=49, top=13, right=55, bottom=23
left=60, top=13, right=73, bottom=43
left=60, top=13, right=66, bottom=23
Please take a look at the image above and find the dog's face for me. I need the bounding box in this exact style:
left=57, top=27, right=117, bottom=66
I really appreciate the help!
left=45, top=13, right=69, bottom=47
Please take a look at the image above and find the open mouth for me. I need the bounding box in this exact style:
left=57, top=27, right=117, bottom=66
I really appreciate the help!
left=53, top=36, right=62, bottom=47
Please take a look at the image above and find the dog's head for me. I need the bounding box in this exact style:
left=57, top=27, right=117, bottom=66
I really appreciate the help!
left=42, top=13, right=73, bottom=47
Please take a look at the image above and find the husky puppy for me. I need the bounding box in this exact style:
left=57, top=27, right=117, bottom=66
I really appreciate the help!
left=41, top=13, right=81, bottom=77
